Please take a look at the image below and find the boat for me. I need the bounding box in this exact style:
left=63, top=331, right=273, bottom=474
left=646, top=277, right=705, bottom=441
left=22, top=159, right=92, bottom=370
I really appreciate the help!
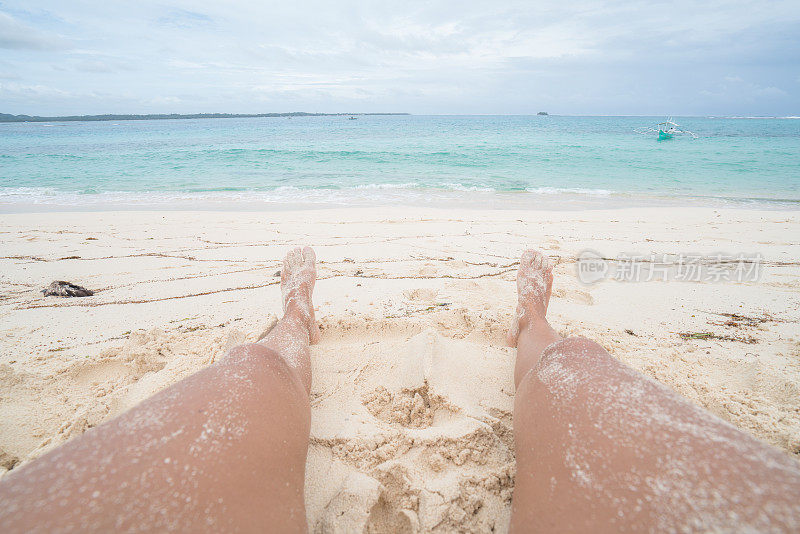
left=635, top=118, right=697, bottom=140
left=347, top=116, right=358, bottom=120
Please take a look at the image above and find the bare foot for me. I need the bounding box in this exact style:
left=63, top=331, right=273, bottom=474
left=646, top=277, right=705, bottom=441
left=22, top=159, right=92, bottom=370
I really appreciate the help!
left=281, top=246, right=321, bottom=344
left=507, top=249, right=553, bottom=347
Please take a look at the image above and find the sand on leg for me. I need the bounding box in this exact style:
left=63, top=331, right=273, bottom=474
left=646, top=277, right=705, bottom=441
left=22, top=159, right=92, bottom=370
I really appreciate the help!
left=508, top=249, right=800, bottom=533
left=0, top=246, right=320, bottom=533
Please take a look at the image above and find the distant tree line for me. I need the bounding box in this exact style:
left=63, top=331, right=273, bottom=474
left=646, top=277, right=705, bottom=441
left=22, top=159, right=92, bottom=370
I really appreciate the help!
left=0, top=112, right=409, bottom=123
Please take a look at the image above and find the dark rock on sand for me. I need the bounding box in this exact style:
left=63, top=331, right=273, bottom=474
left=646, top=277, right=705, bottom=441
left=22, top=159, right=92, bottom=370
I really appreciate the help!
left=42, top=281, right=94, bottom=297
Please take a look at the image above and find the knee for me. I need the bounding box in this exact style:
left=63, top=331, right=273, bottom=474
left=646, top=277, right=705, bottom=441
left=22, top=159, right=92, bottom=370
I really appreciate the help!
left=220, top=343, right=310, bottom=440
left=226, top=342, right=279, bottom=362
left=527, top=337, right=611, bottom=391
left=539, top=336, right=607, bottom=369
left=224, top=343, right=297, bottom=383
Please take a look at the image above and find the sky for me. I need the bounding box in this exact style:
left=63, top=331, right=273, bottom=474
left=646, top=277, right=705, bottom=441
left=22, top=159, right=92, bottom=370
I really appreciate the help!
left=0, top=0, right=798, bottom=116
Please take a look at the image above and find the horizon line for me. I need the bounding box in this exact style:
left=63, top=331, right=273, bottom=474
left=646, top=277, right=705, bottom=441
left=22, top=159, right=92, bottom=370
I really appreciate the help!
left=2, top=112, right=798, bottom=124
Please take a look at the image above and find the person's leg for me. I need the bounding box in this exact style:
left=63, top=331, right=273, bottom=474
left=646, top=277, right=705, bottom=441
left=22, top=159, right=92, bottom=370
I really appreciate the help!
left=0, top=246, right=321, bottom=533
left=508, top=250, right=800, bottom=533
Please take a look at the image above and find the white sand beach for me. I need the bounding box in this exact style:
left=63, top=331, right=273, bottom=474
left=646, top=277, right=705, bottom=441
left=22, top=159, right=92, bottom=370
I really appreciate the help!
left=1, top=207, right=799, bottom=531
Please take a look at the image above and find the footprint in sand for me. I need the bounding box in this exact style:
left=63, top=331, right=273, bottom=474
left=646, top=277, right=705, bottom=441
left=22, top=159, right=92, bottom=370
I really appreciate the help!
left=308, top=327, right=516, bottom=532
left=416, top=265, right=438, bottom=277
left=403, top=288, right=439, bottom=303
left=362, top=383, right=457, bottom=429
left=552, top=287, right=595, bottom=305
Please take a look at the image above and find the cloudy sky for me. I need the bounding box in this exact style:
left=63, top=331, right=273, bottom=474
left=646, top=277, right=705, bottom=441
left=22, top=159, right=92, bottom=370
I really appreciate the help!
left=1, top=0, right=798, bottom=116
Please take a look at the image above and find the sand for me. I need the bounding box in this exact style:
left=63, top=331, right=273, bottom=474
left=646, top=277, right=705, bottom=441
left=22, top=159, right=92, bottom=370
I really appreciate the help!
left=1, top=207, right=799, bottom=531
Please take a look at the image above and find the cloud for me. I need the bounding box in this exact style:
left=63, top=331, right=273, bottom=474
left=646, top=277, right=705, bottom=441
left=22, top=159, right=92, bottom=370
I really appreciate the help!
left=0, top=0, right=798, bottom=115
left=0, top=81, right=72, bottom=97
left=755, top=86, right=787, bottom=97
left=147, top=95, right=182, bottom=105
left=72, top=56, right=135, bottom=73
left=156, top=9, right=214, bottom=29
left=698, top=76, right=789, bottom=106
left=0, top=11, right=65, bottom=50
left=74, top=60, right=116, bottom=73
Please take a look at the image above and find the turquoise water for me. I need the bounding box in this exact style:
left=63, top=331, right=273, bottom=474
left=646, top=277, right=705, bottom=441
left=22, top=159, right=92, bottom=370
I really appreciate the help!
left=1, top=115, right=798, bottom=210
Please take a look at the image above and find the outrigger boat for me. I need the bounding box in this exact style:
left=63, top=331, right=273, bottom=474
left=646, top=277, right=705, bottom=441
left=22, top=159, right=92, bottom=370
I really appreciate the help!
left=635, top=118, right=697, bottom=140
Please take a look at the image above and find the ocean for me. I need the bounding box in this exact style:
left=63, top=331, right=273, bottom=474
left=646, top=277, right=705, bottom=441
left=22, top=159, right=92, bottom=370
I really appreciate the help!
left=1, top=115, right=798, bottom=211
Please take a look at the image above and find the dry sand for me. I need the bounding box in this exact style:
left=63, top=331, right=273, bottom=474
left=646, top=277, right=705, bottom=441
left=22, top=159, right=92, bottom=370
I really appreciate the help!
left=1, top=207, right=799, bottom=531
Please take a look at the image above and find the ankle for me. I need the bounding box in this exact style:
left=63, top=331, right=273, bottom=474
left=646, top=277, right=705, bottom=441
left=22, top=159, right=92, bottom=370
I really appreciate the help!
left=284, top=300, right=312, bottom=329
left=519, top=303, right=550, bottom=330
left=517, top=312, right=559, bottom=347
left=514, top=322, right=562, bottom=387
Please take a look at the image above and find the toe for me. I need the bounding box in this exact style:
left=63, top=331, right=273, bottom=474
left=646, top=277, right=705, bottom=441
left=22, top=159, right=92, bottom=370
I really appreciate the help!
left=302, top=246, right=316, bottom=265
left=537, top=252, right=551, bottom=271
left=541, top=254, right=553, bottom=273
left=285, top=247, right=303, bottom=268
left=529, top=250, right=551, bottom=272
left=520, top=249, right=537, bottom=267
